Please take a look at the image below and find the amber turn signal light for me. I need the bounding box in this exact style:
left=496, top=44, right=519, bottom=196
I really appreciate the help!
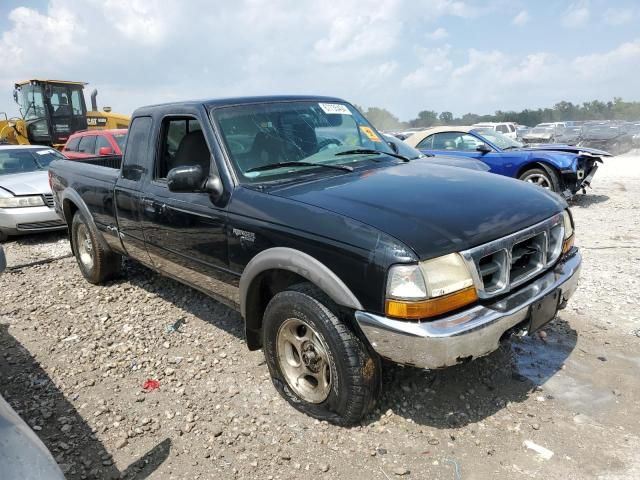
left=385, top=286, right=478, bottom=320
left=562, top=234, right=574, bottom=256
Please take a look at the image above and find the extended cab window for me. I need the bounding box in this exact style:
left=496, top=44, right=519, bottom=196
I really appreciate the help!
left=121, top=116, right=152, bottom=181
left=156, top=118, right=209, bottom=180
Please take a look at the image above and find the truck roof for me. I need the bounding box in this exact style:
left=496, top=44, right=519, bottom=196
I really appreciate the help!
left=132, top=95, right=346, bottom=116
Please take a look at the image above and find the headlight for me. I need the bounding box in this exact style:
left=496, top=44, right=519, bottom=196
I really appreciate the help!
left=562, top=209, right=575, bottom=255
left=386, top=253, right=477, bottom=320
left=0, top=195, right=45, bottom=208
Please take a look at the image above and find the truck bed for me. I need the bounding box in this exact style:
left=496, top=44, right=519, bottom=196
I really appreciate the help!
left=49, top=155, right=122, bottom=245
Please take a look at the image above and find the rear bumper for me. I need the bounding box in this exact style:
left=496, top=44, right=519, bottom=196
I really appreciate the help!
left=355, top=249, right=581, bottom=369
left=0, top=206, right=65, bottom=236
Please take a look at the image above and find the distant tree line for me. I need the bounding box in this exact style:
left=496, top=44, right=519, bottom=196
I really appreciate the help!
left=356, top=97, right=640, bottom=131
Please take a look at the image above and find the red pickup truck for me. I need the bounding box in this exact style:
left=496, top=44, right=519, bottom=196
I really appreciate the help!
left=62, top=129, right=127, bottom=159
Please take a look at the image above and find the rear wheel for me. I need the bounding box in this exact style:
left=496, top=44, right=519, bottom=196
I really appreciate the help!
left=71, top=212, right=121, bottom=284
left=262, top=284, right=380, bottom=425
left=519, top=167, right=559, bottom=193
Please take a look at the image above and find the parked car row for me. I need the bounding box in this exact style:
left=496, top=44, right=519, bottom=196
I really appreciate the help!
left=521, top=120, right=638, bottom=155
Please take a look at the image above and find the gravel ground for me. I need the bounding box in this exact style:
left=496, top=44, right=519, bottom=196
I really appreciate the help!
left=1, top=153, right=639, bottom=479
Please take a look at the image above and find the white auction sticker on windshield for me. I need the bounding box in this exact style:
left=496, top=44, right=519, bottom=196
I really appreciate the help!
left=318, top=103, right=352, bottom=115
left=36, top=149, right=56, bottom=155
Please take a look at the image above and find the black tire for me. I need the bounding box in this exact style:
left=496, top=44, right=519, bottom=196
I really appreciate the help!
left=518, top=167, right=560, bottom=193
left=0, top=230, right=8, bottom=243
left=71, top=211, right=121, bottom=284
left=262, top=283, right=380, bottom=425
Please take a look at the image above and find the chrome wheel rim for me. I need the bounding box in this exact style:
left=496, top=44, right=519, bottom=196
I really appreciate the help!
left=77, top=224, right=94, bottom=270
left=276, top=318, right=332, bottom=404
left=523, top=173, right=551, bottom=189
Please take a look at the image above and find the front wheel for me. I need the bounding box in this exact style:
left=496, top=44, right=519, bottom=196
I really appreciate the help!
left=519, top=167, right=559, bottom=193
left=262, top=284, right=380, bottom=425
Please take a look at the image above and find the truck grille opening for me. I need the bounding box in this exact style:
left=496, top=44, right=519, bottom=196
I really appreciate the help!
left=509, top=233, right=545, bottom=284
left=478, top=250, right=507, bottom=293
left=462, top=214, right=565, bottom=299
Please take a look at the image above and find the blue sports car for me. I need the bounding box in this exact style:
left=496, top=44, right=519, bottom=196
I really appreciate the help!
left=405, top=126, right=609, bottom=196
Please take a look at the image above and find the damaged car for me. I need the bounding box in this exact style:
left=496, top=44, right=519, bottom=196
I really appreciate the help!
left=522, top=124, right=561, bottom=144
left=577, top=123, right=633, bottom=155
left=555, top=126, right=583, bottom=145
left=405, top=126, right=609, bottom=197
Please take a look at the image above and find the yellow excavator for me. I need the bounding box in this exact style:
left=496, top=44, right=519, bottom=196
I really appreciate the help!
left=0, top=79, right=130, bottom=149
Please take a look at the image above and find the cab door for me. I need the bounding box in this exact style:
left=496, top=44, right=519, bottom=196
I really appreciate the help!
left=139, top=113, right=236, bottom=308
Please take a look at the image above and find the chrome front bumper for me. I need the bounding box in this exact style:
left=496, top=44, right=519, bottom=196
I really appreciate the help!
left=355, top=249, right=581, bottom=369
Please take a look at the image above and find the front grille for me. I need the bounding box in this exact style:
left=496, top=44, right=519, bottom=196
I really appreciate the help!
left=16, top=219, right=66, bottom=231
left=43, top=193, right=55, bottom=208
left=461, top=214, right=564, bottom=299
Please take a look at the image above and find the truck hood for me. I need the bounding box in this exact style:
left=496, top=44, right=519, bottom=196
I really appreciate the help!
left=0, top=171, right=50, bottom=196
left=268, top=162, right=566, bottom=260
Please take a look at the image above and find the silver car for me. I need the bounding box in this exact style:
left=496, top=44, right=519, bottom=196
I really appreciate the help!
left=0, top=145, right=66, bottom=241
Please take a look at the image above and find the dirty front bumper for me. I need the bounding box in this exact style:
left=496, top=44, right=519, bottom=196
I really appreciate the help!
left=355, top=249, right=581, bottom=369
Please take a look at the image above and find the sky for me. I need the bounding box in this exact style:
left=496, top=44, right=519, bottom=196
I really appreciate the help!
left=0, top=0, right=639, bottom=120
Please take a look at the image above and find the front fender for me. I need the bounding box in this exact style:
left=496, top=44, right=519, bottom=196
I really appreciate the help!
left=532, top=152, right=577, bottom=172
left=239, top=247, right=363, bottom=320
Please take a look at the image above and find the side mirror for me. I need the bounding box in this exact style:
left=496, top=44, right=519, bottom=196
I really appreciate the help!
left=98, top=146, right=114, bottom=156
left=167, top=165, right=223, bottom=199
left=476, top=144, right=491, bottom=154
left=387, top=141, right=399, bottom=154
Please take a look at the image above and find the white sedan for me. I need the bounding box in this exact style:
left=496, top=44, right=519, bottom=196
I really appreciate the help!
left=0, top=145, right=67, bottom=241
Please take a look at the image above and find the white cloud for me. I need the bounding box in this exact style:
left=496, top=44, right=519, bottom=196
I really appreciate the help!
left=0, top=0, right=638, bottom=120
left=562, top=1, right=590, bottom=28
left=427, top=27, right=449, bottom=40
left=604, top=8, right=634, bottom=26
left=512, top=10, right=530, bottom=26
left=401, top=46, right=453, bottom=89
left=400, top=40, right=640, bottom=115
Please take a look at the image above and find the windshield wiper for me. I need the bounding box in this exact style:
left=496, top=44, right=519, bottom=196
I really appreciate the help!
left=502, top=146, right=521, bottom=150
left=334, top=149, right=410, bottom=162
left=246, top=161, right=353, bottom=173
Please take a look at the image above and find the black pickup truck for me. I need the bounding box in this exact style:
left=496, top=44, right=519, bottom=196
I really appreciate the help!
left=49, top=96, right=582, bottom=425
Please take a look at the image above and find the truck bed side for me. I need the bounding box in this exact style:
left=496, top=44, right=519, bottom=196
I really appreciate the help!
left=49, top=156, right=124, bottom=254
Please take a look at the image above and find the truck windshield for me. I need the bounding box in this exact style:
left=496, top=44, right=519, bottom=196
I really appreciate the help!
left=0, top=148, right=65, bottom=175
left=17, top=84, right=47, bottom=120
left=212, top=101, right=394, bottom=183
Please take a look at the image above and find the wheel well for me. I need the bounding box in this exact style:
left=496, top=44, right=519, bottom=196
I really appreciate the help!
left=517, top=161, right=559, bottom=179
left=62, top=199, right=79, bottom=250
left=244, top=269, right=308, bottom=350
